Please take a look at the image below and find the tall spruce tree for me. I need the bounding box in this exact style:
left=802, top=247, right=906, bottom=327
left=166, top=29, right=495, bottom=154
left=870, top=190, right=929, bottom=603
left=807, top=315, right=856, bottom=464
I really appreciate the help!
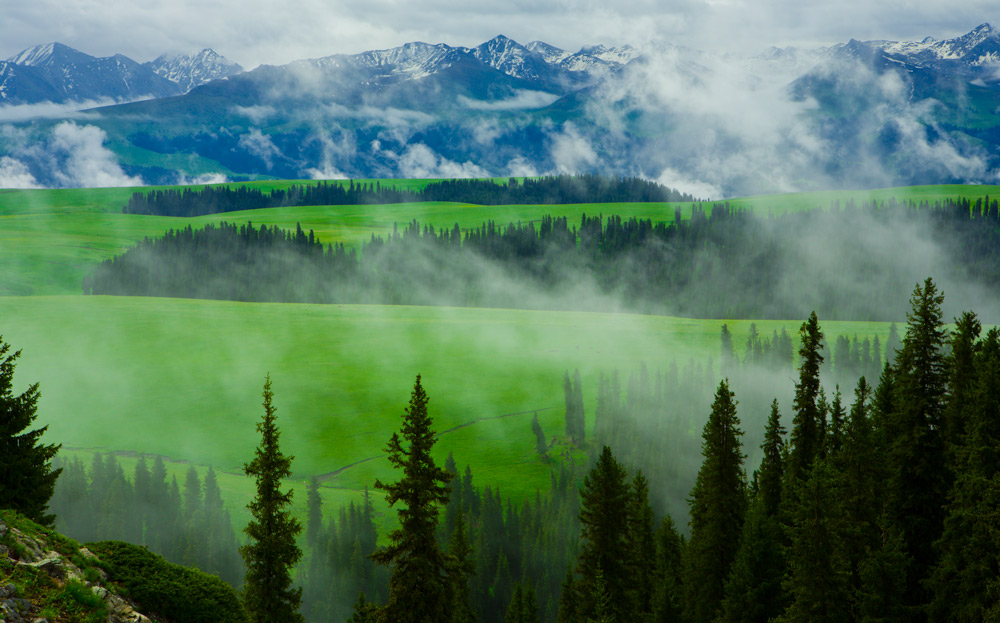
left=757, top=400, right=786, bottom=518
left=718, top=399, right=786, bottom=623
left=684, top=380, right=746, bottom=623
left=833, top=377, right=884, bottom=607
left=929, top=328, right=1000, bottom=622
left=886, top=278, right=949, bottom=615
left=652, top=516, right=685, bottom=623
left=371, top=375, right=454, bottom=623
left=576, top=446, right=633, bottom=622
left=779, top=457, right=850, bottom=623
left=942, top=311, right=981, bottom=468
left=627, top=472, right=657, bottom=621
left=788, top=312, right=825, bottom=483
left=448, top=505, right=477, bottom=623
left=241, top=375, right=303, bottom=623
left=0, top=336, right=61, bottom=526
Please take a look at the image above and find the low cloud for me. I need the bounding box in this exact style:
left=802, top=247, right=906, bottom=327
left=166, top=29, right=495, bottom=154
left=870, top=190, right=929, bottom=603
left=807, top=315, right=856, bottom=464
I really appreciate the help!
left=238, top=128, right=281, bottom=169
left=231, top=105, right=277, bottom=124
left=548, top=122, right=598, bottom=173
left=459, top=89, right=561, bottom=111
left=0, top=100, right=112, bottom=123
left=395, top=143, right=489, bottom=178
left=0, top=156, right=41, bottom=188
left=176, top=172, right=230, bottom=185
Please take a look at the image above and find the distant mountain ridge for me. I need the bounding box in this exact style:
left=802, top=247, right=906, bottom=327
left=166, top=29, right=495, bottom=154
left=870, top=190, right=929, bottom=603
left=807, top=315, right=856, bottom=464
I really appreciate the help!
left=0, top=42, right=242, bottom=104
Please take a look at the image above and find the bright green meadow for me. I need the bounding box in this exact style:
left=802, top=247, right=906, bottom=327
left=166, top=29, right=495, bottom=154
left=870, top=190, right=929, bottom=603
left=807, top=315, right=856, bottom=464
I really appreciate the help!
left=1, top=179, right=980, bottom=526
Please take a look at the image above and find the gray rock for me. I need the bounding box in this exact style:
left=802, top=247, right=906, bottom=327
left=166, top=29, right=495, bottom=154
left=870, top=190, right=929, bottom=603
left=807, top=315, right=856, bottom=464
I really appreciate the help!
left=26, top=556, right=64, bottom=578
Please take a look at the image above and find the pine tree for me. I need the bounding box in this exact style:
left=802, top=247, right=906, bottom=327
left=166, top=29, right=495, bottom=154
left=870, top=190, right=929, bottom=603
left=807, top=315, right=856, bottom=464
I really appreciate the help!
left=788, top=312, right=825, bottom=483
left=885, top=278, right=949, bottom=613
left=531, top=413, right=547, bottom=459
left=506, top=583, right=525, bottom=623
left=240, top=375, right=303, bottom=623
left=371, top=375, right=454, bottom=623
left=943, top=311, right=980, bottom=468
left=577, top=446, right=632, bottom=622
left=757, top=400, right=786, bottom=518
left=651, top=517, right=685, bottom=623
left=779, top=458, right=850, bottom=623
left=719, top=497, right=785, bottom=623
left=719, top=398, right=786, bottom=623
left=0, top=336, right=61, bottom=526
left=832, top=377, right=884, bottom=607
left=589, top=567, right=615, bottom=623
left=557, top=565, right=578, bottom=623
left=685, top=380, right=746, bottom=623
left=306, top=476, right=323, bottom=549
left=627, top=472, right=656, bottom=620
left=449, top=505, right=477, bottom=623
left=929, top=328, right=1000, bottom=622
left=720, top=324, right=738, bottom=377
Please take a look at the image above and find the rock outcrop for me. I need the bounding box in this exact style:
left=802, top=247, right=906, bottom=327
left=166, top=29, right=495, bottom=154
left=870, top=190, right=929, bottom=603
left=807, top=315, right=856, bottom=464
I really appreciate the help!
left=0, top=513, right=152, bottom=623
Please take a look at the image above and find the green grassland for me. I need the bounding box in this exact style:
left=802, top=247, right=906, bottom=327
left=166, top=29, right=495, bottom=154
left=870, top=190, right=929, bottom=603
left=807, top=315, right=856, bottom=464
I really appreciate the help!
left=2, top=295, right=892, bottom=529
left=4, top=181, right=1000, bottom=297
left=0, top=180, right=989, bottom=529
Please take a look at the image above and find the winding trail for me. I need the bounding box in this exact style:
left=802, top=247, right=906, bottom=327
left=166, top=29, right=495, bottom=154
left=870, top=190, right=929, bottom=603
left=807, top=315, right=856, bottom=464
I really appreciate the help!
left=65, top=404, right=556, bottom=488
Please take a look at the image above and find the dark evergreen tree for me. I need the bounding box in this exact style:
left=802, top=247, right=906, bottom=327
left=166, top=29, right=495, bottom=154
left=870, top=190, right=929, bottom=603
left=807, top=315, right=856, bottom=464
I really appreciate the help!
left=788, top=312, right=825, bottom=483
left=885, top=278, right=949, bottom=615
left=684, top=380, right=746, bottom=623
left=779, top=458, right=850, bottom=623
left=757, top=399, right=786, bottom=518
left=240, top=375, right=304, bottom=623
left=558, top=565, right=578, bottom=623
left=720, top=324, right=738, bottom=377
left=306, top=476, right=323, bottom=549
left=449, top=505, right=477, bottom=623
left=832, top=377, right=884, bottom=612
left=0, top=336, right=61, bottom=526
left=576, top=446, right=632, bottom=622
left=855, top=515, right=909, bottom=623
left=718, top=396, right=786, bottom=623
left=627, top=472, right=656, bottom=621
left=719, top=497, right=785, bottom=623
left=371, top=375, right=454, bottom=623
left=651, top=517, right=685, bottom=623
left=942, top=311, right=980, bottom=468
left=929, top=328, right=1000, bottom=622
left=531, top=413, right=548, bottom=459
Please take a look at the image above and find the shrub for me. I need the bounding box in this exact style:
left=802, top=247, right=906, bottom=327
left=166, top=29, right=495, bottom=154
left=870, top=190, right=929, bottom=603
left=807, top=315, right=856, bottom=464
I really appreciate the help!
left=86, top=541, right=248, bottom=623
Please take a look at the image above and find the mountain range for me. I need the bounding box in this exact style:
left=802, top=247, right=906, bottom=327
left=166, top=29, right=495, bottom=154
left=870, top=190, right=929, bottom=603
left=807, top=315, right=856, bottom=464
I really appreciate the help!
left=1, top=25, right=999, bottom=196
left=0, top=43, right=242, bottom=104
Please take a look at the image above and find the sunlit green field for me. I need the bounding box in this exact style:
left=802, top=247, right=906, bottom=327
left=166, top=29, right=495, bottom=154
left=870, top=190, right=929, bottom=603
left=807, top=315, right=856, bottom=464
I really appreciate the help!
left=4, top=181, right=998, bottom=296
left=0, top=295, right=893, bottom=526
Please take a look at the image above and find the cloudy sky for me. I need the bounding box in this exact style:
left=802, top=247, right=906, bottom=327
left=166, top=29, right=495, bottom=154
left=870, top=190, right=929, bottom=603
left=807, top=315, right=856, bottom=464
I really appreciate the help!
left=1, top=0, right=996, bottom=68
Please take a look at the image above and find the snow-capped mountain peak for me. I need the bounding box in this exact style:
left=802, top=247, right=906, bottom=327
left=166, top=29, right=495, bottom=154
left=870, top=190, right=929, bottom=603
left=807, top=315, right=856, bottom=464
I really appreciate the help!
left=470, top=35, right=552, bottom=81
left=525, top=41, right=571, bottom=64
left=877, top=23, right=1000, bottom=65
left=7, top=42, right=93, bottom=67
left=145, top=49, right=243, bottom=92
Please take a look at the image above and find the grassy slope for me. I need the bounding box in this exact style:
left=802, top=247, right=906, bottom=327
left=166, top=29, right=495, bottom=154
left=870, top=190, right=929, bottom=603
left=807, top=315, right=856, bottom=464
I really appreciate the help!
left=3, top=295, right=890, bottom=530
